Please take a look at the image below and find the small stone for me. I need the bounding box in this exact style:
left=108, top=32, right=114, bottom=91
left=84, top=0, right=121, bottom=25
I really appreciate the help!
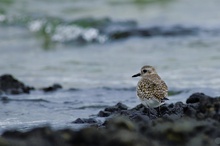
left=130, top=113, right=150, bottom=123
left=72, top=118, right=97, bottom=124
left=97, top=110, right=111, bottom=117
left=186, top=93, right=207, bottom=104
left=72, top=118, right=84, bottom=123
left=115, top=102, right=128, bottom=110
left=104, top=102, right=128, bottom=112
left=41, top=84, right=62, bottom=92
left=160, top=105, right=170, bottom=114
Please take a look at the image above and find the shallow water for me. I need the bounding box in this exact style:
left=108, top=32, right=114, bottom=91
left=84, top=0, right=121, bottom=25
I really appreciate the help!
left=1, top=0, right=220, bottom=132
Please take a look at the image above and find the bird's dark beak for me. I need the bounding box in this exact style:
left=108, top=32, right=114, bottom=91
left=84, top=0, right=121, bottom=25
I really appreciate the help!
left=132, top=73, right=141, bottom=78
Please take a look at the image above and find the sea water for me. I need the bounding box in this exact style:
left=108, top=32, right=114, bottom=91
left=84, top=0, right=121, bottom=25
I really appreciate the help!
left=0, top=0, right=220, bottom=133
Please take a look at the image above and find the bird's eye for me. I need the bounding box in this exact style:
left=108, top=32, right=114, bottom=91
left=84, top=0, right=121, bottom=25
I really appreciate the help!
left=143, top=69, right=147, bottom=73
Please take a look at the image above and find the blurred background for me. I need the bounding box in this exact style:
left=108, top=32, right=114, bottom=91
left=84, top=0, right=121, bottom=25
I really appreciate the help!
left=1, top=0, right=220, bottom=132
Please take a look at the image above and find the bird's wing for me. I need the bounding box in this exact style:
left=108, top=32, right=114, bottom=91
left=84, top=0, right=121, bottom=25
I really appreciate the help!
left=142, top=77, right=168, bottom=100
left=137, top=80, right=151, bottom=100
left=153, top=80, right=168, bottom=100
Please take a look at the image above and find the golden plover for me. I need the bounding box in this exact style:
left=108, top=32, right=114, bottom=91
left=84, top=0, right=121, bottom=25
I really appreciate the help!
left=132, top=65, right=168, bottom=108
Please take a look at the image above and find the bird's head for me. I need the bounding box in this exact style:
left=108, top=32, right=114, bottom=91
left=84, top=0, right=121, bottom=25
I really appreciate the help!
left=132, top=65, right=157, bottom=78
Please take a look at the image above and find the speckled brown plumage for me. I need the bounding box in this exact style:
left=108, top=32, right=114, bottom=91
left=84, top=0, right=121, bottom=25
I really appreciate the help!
left=137, top=74, right=168, bottom=100
left=132, top=65, right=168, bottom=108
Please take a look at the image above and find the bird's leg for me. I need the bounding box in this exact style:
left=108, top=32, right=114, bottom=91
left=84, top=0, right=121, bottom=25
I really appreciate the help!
left=158, top=106, right=161, bottom=117
left=143, top=106, right=150, bottom=117
left=148, top=108, right=150, bottom=117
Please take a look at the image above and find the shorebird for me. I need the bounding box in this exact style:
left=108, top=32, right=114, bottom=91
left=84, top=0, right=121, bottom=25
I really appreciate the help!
left=132, top=65, right=168, bottom=108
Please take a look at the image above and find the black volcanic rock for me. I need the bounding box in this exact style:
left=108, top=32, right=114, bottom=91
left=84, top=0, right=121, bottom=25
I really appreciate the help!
left=97, top=93, right=220, bottom=122
left=2, top=127, right=67, bottom=146
left=1, top=93, right=220, bottom=146
left=0, top=74, right=34, bottom=95
left=1, top=117, right=220, bottom=146
left=0, top=74, right=64, bottom=95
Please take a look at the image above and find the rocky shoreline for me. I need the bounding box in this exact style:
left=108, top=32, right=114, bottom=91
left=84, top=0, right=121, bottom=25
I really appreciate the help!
left=0, top=74, right=220, bottom=146
left=0, top=74, right=62, bottom=96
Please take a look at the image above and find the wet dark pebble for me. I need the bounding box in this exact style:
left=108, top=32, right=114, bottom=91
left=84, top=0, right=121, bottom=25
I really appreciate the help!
left=97, top=110, right=112, bottom=117
left=72, top=118, right=99, bottom=124
left=97, top=102, right=128, bottom=117
left=40, top=84, right=62, bottom=92
left=104, top=102, right=128, bottom=112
